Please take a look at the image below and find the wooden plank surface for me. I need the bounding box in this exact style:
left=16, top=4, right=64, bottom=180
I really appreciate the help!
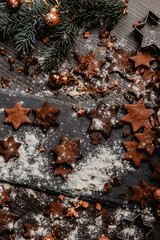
left=0, top=0, right=160, bottom=239
left=0, top=0, right=159, bottom=103
left=0, top=87, right=159, bottom=207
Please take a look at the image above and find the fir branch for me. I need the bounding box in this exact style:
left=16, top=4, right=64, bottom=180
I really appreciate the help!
left=0, top=0, right=49, bottom=51
left=68, top=0, right=127, bottom=28
left=14, top=3, right=39, bottom=52
left=0, top=0, right=127, bottom=70
left=41, top=15, right=78, bottom=69
left=59, top=0, right=126, bottom=28
left=0, top=7, right=20, bottom=38
left=14, top=24, right=37, bottom=53
left=0, top=2, right=7, bottom=8
left=41, top=0, right=127, bottom=69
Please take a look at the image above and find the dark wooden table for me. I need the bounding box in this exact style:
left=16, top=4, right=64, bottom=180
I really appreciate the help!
left=0, top=0, right=160, bottom=239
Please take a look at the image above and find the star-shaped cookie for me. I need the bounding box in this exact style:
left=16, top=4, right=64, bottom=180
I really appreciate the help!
left=128, top=68, right=155, bottom=99
left=0, top=136, right=21, bottom=162
left=0, top=207, right=19, bottom=233
left=33, top=101, right=60, bottom=132
left=24, top=220, right=43, bottom=239
left=46, top=200, right=66, bottom=218
left=87, top=104, right=123, bottom=138
left=135, top=127, right=156, bottom=155
left=122, top=138, right=150, bottom=167
left=4, top=102, right=31, bottom=129
left=121, top=98, right=154, bottom=133
left=106, top=47, right=134, bottom=79
left=150, top=162, right=160, bottom=181
left=53, top=136, right=83, bottom=166
left=130, top=50, right=155, bottom=68
left=130, top=179, right=157, bottom=206
left=75, top=51, right=106, bottom=80
left=0, top=189, right=11, bottom=207
left=52, top=136, right=83, bottom=179
left=52, top=163, right=72, bottom=180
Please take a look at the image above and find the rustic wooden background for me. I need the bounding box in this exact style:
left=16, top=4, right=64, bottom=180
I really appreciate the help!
left=0, top=0, right=160, bottom=103
left=0, top=0, right=160, bottom=239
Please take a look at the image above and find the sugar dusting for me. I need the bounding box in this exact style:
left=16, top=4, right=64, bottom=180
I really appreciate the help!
left=63, top=140, right=135, bottom=194
left=0, top=27, right=158, bottom=240
left=0, top=132, right=49, bottom=182
left=0, top=129, right=135, bottom=196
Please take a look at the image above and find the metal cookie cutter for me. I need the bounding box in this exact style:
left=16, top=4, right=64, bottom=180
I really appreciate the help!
left=117, top=214, right=153, bottom=240
left=134, top=11, right=160, bottom=52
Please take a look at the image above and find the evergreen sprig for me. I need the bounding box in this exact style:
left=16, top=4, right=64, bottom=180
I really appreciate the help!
left=40, top=15, right=78, bottom=69
left=0, top=0, right=127, bottom=70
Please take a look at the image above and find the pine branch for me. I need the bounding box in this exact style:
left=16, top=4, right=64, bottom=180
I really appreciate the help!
left=0, top=0, right=49, bottom=51
left=0, top=7, right=20, bottom=38
left=14, top=24, right=37, bottom=53
left=41, top=0, right=126, bottom=69
left=40, top=15, right=78, bottom=69
left=0, top=0, right=127, bottom=70
left=66, top=0, right=127, bottom=28
left=14, top=1, right=49, bottom=53
left=59, top=0, right=126, bottom=28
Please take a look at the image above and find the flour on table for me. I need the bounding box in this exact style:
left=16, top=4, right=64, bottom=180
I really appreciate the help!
left=63, top=140, right=135, bottom=194
left=0, top=132, right=50, bottom=182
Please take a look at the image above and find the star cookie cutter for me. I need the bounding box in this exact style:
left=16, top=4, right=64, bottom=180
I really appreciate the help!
left=134, top=11, right=160, bottom=52
left=117, top=214, right=153, bottom=240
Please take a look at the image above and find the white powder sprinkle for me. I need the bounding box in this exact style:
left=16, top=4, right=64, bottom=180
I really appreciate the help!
left=63, top=141, right=135, bottom=194
left=0, top=132, right=49, bottom=182
left=93, top=118, right=104, bottom=130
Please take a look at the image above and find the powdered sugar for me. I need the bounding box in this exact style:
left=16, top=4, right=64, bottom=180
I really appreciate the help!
left=92, top=119, right=104, bottom=130
left=0, top=132, right=49, bottom=182
left=63, top=141, right=135, bottom=194
left=119, top=225, right=144, bottom=240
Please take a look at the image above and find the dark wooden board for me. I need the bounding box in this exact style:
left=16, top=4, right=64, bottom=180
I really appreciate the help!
left=0, top=0, right=160, bottom=239
left=0, top=0, right=160, bottom=208
left=0, top=182, right=158, bottom=240
left=0, top=0, right=159, bottom=105
left=0, top=89, right=159, bottom=208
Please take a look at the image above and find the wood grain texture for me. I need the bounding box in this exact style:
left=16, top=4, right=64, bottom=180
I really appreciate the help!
left=0, top=1, right=160, bottom=239
left=0, top=89, right=159, bottom=207
left=0, top=0, right=159, bottom=204
left=0, top=0, right=159, bottom=104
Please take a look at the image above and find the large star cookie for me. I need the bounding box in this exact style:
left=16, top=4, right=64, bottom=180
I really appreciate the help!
left=122, top=138, right=150, bottom=167
left=52, top=136, right=83, bottom=179
left=130, top=179, right=157, bottom=206
left=75, top=51, right=106, bottom=80
left=121, top=98, right=154, bottom=133
left=106, top=47, right=134, bottom=79
left=4, top=102, right=31, bottom=129
left=33, top=101, right=60, bottom=132
left=130, top=50, right=156, bottom=68
left=0, top=136, right=21, bottom=162
left=87, top=103, right=122, bottom=138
